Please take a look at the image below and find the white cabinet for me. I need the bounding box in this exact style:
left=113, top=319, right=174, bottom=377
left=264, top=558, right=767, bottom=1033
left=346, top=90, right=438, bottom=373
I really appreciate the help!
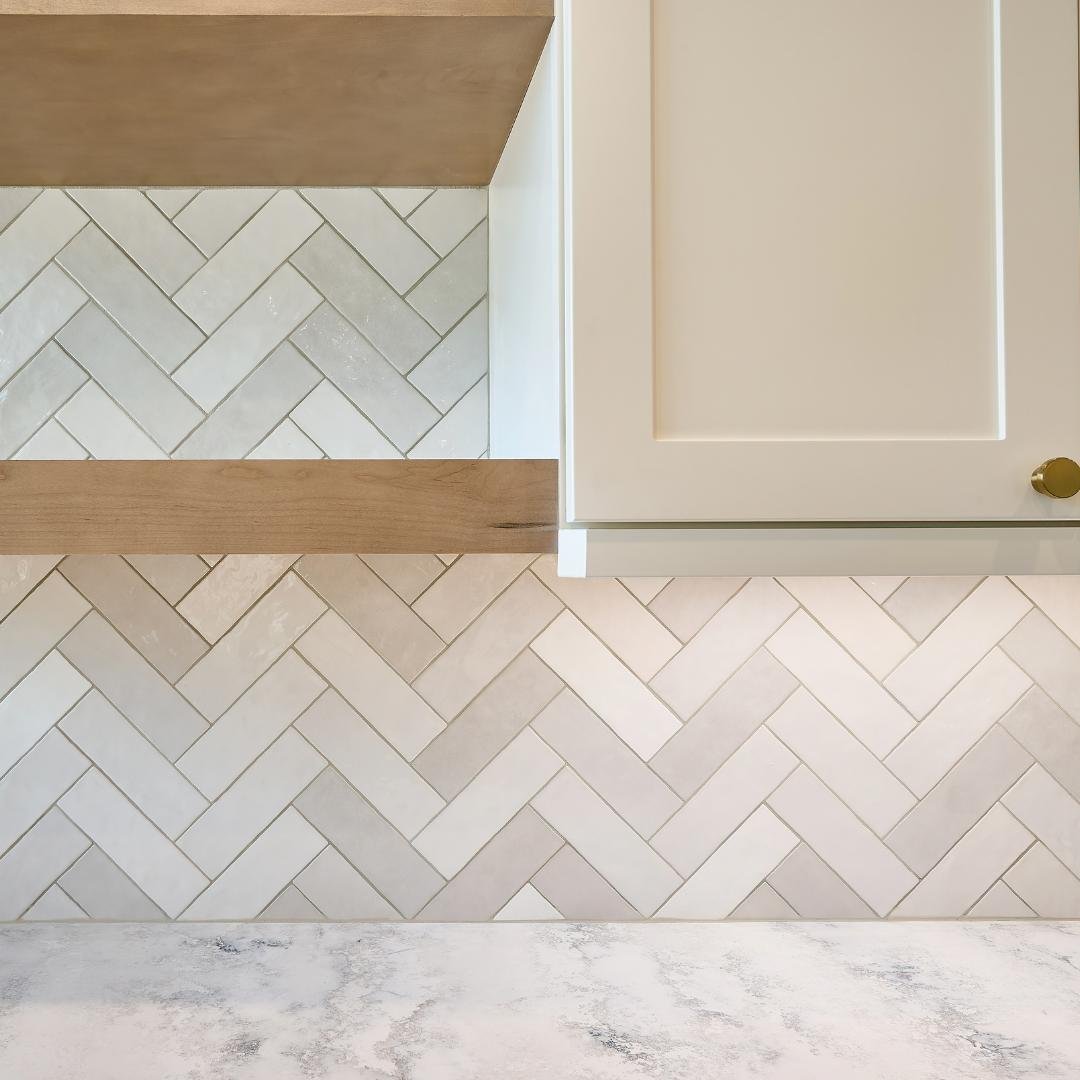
left=555, top=0, right=1080, bottom=574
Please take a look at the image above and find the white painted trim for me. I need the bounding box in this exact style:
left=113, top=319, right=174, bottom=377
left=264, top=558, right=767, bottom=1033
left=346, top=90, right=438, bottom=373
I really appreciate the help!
left=558, top=526, right=1080, bottom=578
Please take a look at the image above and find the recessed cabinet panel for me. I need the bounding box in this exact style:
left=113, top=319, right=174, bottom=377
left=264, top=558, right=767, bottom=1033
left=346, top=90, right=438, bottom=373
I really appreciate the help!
left=564, top=0, right=1080, bottom=523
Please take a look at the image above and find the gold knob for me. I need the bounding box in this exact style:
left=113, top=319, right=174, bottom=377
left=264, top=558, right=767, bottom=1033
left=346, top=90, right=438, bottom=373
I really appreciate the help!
left=1032, top=458, right=1080, bottom=499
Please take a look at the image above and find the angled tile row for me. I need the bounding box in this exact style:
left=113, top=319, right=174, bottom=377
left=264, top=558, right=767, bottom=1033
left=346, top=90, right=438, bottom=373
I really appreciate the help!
left=1, top=559, right=1079, bottom=922
left=0, top=187, right=489, bottom=461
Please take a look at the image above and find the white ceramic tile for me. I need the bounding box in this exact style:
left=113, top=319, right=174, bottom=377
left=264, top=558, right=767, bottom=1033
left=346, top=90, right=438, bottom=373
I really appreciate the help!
left=0, top=809, right=89, bottom=921
left=0, top=190, right=87, bottom=309
left=1002, top=766, right=1080, bottom=879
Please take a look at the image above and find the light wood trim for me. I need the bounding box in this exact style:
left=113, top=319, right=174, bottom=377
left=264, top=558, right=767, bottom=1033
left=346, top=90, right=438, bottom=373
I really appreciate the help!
left=0, top=6, right=553, bottom=185
left=0, top=2, right=552, bottom=14
left=0, top=460, right=557, bottom=555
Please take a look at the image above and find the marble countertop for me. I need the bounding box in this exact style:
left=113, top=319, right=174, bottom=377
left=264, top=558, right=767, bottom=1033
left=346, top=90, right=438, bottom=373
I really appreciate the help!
left=1, top=921, right=1078, bottom=1079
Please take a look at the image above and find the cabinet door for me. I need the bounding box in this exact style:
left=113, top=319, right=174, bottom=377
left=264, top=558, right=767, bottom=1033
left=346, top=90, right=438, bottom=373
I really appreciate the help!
left=564, top=0, right=1080, bottom=524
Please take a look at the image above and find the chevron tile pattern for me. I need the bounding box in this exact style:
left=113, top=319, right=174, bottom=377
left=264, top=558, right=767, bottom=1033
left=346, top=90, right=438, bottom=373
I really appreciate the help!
left=0, top=187, right=489, bottom=460
left=2, top=559, right=1078, bottom=923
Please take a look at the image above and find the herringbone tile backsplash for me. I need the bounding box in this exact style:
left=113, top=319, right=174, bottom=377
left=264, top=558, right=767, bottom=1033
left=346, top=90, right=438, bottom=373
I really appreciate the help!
left=0, top=187, right=488, bottom=459
left=2, top=559, right=1078, bottom=922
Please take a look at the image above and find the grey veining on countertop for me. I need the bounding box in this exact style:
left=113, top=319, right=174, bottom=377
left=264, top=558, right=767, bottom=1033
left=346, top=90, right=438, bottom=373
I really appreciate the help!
left=1, top=921, right=1078, bottom=1079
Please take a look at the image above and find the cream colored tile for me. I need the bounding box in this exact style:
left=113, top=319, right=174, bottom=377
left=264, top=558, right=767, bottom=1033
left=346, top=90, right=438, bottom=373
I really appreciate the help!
left=413, top=730, right=561, bottom=878
left=891, top=805, right=1033, bottom=918
left=180, top=809, right=325, bottom=921
left=60, top=555, right=207, bottom=682
left=1005, top=844, right=1080, bottom=918
left=0, top=555, right=62, bottom=621
left=494, top=883, right=563, bottom=922
left=884, top=576, right=981, bottom=641
left=766, top=611, right=915, bottom=758
left=177, top=555, right=298, bottom=645
left=885, top=650, right=1031, bottom=798
left=0, top=652, right=88, bottom=778
left=766, top=844, right=874, bottom=919
left=294, top=847, right=398, bottom=920
left=531, top=768, right=681, bottom=917
left=1002, top=610, right=1080, bottom=723
left=652, top=728, right=797, bottom=876
left=531, top=612, right=680, bottom=761
left=967, top=880, right=1036, bottom=919
left=658, top=808, right=798, bottom=920
left=885, top=577, right=1032, bottom=718
left=1002, top=765, right=1080, bottom=878
left=59, top=770, right=208, bottom=918
left=766, top=689, right=916, bottom=835
left=779, top=577, right=915, bottom=679
left=853, top=576, right=906, bottom=604
left=412, top=554, right=534, bottom=641
left=1002, top=687, right=1080, bottom=802
left=647, top=577, right=747, bottom=642
left=0, top=572, right=90, bottom=698
left=619, top=577, right=672, bottom=606
left=296, top=690, right=444, bottom=839
left=298, top=555, right=443, bottom=680
left=178, top=729, right=326, bottom=878
left=651, top=578, right=797, bottom=719
left=531, top=556, right=680, bottom=680
left=414, top=572, right=562, bottom=721
left=360, top=555, right=446, bottom=604
left=125, top=555, right=209, bottom=606
left=767, top=767, right=918, bottom=916
left=296, top=612, right=444, bottom=761
left=60, top=692, right=207, bottom=840
left=1009, top=576, right=1080, bottom=647
left=177, top=652, right=326, bottom=800
left=177, top=573, right=325, bottom=722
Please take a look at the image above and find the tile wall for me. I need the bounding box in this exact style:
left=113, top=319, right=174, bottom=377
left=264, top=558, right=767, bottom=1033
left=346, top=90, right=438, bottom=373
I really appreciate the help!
left=1, top=558, right=1078, bottom=922
left=0, top=187, right=488, bottom=459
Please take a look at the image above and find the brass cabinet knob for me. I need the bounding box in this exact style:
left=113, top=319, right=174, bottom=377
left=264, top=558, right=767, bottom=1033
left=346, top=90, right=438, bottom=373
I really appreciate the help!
left=1032, top=458, right=1080, bottom=499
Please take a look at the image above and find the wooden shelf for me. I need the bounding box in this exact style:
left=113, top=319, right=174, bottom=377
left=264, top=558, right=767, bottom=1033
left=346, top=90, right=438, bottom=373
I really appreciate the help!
left=0, top=459, right=558, bottom=554
left=0, top=1, right=553, bottom=186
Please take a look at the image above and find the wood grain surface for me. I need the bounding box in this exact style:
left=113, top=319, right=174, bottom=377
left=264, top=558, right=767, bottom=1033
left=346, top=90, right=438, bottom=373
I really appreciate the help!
left=0, top=460, right=558, bottom=554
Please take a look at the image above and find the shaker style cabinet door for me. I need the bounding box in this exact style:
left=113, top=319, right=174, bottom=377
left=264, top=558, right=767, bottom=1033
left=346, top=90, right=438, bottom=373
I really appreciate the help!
left=563, top=0, right=1080, bottom=524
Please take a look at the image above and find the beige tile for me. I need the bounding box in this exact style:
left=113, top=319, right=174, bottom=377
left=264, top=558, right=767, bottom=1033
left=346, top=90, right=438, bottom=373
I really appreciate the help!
left=767, top=767, right=918, bottom=916
left=1002, top=610, right=1080, bottom=722
left=59, top=770, right=208, bottom=918
left=413, top=730, right=561, bottom=878
left=532, top=690, right=682, bottom=839
left=414, top=572, right=562, bottom=721
left=177, top=573, right=325, bottom=722
left=884, top=576, right=981, bottom=641
left=853, top=576, right=906, bottom=604
left=60, top=691, right=207, bottom=840
left=0, top=555, right=62, bottom=621
left=298, top=555, right=442, bottom=680
left=619, top=577, right=672, bottom=606
left=531, top=768, right=681, bottom=917
left=296, top=612, right=444, bottom=761
left=177, top=555, right=299, bottom=645
left=730, top=883, right=798, bottom=920
left=531, top=846, right=640, bottom=921
left=494, top=884, right=563, bottom=922
left=177, top=729, right=326, bottom=878
left=0, top=652, right=89, bottom=779
left=885, top=649, right=1031, bottom=798
left=967, top=880, right=1036, bottom=919
left=531, top=555, right=681, bottom=680
left=531, top=612, right=681, bottom=761
left=180, top=809, right=325, bottom=920
left=1009, top=576, right=1080, bottom=647
left=652, top=728, right=796, bottom=876
left=766, top=844, right=874, bottom=919
left=417, top=807, right=562, bottom=921
left=0, top=572, right=90, bottom=698
left=766, top=689, right=916, bottom=835
left=1004, top=843, right=1080, bottom=918
left=294, top=847, right=398, bottom=920
left=360, top=555, right=446, bottom=604
left=59, top=612, right=208, bottom=762
left=647, top=577, right=747, bottom=642
left=657, top=808, right=798, bottom=920
left=413, top=650, right=563, bottom=800
left=886, top=726, right=1032, bottom=876
left=778, top=577, right=915, bottom=679
left=59, top=556, right=207, bottom=682
left=766, top=610, right=915, bottom=757
left=0, top=729, right=89, bottom=856
left=296, top=690, right=444, bottom=840
left=412, top=554, right=535, bottom=642
left=125, top=556, right=209, bottom=606
left=59, top=845, right=165, bottom=921
left=651, top=578, right=798, bottom=719
left=885, top=577, right=1031, bottom=718
left=1002, top=765, right=1080, bottom=878
left=649, top=650, right=799, bottom=799
left=1002, top=687, right=1080, bottom=801
left=891, top=805, right=1033, bottom=918
left=177, top=651, right=326, bottom=800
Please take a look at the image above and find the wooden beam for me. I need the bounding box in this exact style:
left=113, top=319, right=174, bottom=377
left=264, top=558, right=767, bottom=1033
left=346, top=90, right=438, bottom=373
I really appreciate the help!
left=0, top=460, right=558, bottom=554
left=0, top=2, right=553, bottom=186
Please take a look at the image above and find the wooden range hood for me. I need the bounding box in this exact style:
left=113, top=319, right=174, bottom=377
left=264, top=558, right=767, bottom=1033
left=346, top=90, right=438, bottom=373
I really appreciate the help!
left=0, top=0, right=554, bottom=186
